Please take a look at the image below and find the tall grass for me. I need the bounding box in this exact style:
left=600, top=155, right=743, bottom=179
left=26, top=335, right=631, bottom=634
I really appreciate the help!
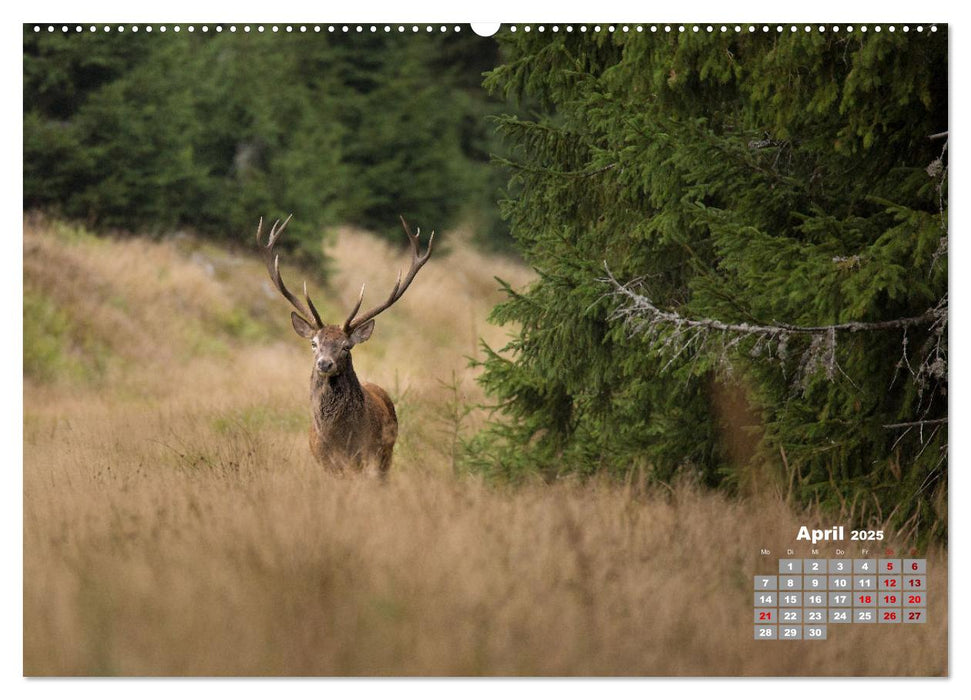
left=23, top=217, right=947, bottom=676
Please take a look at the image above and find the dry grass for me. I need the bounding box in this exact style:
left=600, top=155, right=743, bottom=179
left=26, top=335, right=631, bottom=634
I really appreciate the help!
left=22, top=217, right=947, bottom=676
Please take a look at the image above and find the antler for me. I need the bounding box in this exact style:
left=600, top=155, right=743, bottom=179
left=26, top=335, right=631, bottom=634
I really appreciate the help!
left=256, top=215, right=324, bottom=329
left=343, top=216, right=434, bottom=333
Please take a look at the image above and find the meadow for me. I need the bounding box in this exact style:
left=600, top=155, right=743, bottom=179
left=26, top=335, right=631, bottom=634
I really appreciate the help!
left=22, top=216, right=947, bottom=676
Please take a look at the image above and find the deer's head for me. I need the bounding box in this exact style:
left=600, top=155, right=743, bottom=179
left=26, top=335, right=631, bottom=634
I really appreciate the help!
left=258, top=215, right=433, bottom=380
left=292, top=319, right=373, bottom=378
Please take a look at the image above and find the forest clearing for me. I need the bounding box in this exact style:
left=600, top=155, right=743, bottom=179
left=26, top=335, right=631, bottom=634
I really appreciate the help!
left=22, top=217, right=947, bottom=676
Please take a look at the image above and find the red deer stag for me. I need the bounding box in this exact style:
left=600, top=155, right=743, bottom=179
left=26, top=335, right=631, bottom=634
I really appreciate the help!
left=257, top=215, right=433, bottom=474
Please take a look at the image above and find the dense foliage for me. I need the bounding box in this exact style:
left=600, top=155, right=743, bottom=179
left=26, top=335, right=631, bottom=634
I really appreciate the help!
left=23, top=27, right=512, bottom=261
left=473, top=28, right=947, bottom=543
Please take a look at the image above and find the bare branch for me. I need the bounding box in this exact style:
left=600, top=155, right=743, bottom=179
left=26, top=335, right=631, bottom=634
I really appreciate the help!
left=883, top=418, right=948, bottom=429
left=603, top=263, right=942, bottom=336
left=601, top=263, right=948, bottom=393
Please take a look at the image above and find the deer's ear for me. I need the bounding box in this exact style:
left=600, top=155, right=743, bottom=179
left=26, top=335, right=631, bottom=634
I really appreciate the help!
left=291, top=312, right=317, bottom=339
left=349, top=319, right=375, bottom=346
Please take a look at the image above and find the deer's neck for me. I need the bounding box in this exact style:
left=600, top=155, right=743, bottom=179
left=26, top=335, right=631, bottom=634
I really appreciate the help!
left=310, top=364, right=365, bottom=434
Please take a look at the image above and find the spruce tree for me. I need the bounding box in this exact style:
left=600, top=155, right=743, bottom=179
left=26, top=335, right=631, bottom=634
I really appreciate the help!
left=473, top=27, right=947, bottom=542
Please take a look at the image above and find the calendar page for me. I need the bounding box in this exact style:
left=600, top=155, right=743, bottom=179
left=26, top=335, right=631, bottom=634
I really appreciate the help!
left=22, top=18, right=948, bottom=681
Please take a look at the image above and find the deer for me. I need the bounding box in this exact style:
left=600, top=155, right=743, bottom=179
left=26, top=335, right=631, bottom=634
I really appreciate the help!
left=257, top=215, right=433, bottom=475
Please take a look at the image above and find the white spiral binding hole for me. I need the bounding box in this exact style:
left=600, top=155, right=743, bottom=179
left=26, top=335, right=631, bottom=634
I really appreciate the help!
left=502, top=25, right=933, bottom=34
left=32, top=24, right=938, bottom=34
left=31, top=24, right=467, bottom=34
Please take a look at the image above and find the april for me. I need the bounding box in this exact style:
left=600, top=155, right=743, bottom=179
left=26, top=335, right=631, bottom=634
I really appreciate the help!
left=796, top=525, right=885, bottom=544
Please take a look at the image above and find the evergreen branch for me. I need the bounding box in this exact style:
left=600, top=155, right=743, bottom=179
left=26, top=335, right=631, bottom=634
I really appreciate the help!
left=495, top=157, right=617, bottom=178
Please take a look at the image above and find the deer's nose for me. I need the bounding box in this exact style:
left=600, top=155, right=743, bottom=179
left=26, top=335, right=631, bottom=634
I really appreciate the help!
left=317, top=358, right=336, bottom=374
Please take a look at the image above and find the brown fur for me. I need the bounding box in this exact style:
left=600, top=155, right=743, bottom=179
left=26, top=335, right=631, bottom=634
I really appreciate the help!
left=257, top=215, right=431, bottom=475
left=297, top=321, right=398, bottom=474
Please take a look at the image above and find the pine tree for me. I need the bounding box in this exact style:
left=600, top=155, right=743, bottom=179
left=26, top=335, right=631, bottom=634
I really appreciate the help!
left=473, top=27, right=947, bottom=543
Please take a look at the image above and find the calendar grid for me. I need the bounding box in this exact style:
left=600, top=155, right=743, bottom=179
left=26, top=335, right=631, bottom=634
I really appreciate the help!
left=754, top=558, right=926, bottom=640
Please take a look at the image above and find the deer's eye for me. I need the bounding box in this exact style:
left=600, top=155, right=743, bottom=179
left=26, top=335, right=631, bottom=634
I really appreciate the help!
left=310, top=340, right=318, bottom=350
